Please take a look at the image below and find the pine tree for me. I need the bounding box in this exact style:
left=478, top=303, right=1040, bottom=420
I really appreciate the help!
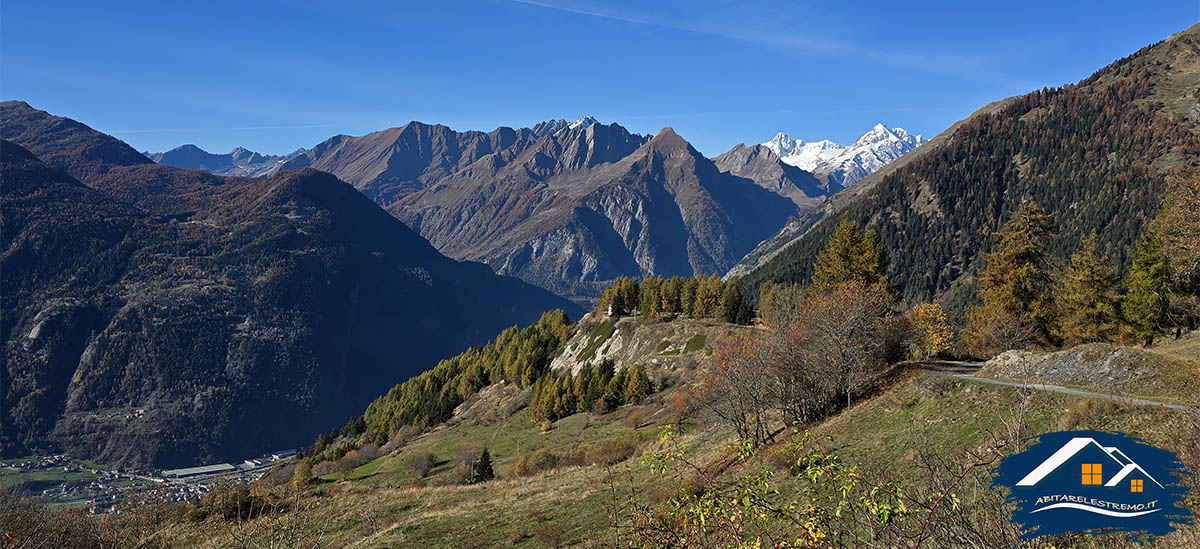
left=660, top=276, right=683, bottom=315
left=623, top=365, right=651, bottom=404
left=811, top=220, right=888, bottom=293
left=640, top=277, right=662, bottom=318
left=718, top=282, right=754, bottom=324
left=557, top=376, right=576, bottom=418
left=693, top=275, right=724, bottom=318
left=472, top=448, right=494, bottom=483
left=1056, top=233, right=1120, bottom=344
left=680, top=277, right=699, bottom=317
left=720, top=283, right=742, bottom=324
left=619, top=278, right=641, bottom=315
left=1123, top=223, right=1173, bottom=346
left=966, top=202, right=1057, bottom=353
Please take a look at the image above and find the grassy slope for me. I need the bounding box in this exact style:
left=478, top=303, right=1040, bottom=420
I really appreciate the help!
left=813, top=370, right=1190, bottom=485
left=158, top=331, right=1199, bottom=547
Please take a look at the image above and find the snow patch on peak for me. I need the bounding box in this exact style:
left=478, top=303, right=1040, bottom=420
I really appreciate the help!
left=569, top=116, right=598, bottom=130
left=761, top=123, right=926, bottom=188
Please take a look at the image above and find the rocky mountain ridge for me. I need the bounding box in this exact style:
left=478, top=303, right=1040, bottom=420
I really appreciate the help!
left=146, top=144, right=304, bottom=177
left=0, top=103, right=581, bottom=468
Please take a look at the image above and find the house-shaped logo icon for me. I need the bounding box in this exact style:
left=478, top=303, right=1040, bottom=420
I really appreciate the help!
left=1013, top=437, right=1164, bottom=517
left=992, top=430, right=1191, bottom=541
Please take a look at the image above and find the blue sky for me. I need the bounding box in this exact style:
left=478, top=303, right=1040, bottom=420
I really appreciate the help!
left=2, top=1, right=1196, bottom=156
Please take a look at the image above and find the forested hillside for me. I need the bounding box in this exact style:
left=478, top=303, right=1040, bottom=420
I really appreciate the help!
left=741, top=26, right=1200, bottom=315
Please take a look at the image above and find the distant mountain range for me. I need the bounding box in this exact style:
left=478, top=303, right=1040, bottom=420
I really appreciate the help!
left=142, top=117, right=923, bottom=304
left=282, top=118, right=808, bottom=302
left=0, top=100, right=580, bottom=468
left=763, top=124, right=926, bottom=188
left=146, top=144, right=304, bottom=177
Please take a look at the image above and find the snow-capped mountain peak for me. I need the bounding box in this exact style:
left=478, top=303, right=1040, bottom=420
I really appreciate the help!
left=761, top=123, right=926, bottom=188
left=569, top=116, right=599, bottom=130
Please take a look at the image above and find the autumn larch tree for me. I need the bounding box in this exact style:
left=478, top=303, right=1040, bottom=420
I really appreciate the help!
left=966, top=202, right=1057, bottom=355
left=693, top=275, right=724, bottom=319
left=623, top=365, right=651, bottom=405
left=640, top=276, right=662, bottom=318
left=909, top=302, right=954, bottom=359
left=1161, top=166, right=1200, bottom=328
left=1055, top=232, right=1121, bottom=344
left=811, top=220, right=889, bottom=293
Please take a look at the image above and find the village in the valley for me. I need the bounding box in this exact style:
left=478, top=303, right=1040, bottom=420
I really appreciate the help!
left=0, top=449, right=296, bottom=514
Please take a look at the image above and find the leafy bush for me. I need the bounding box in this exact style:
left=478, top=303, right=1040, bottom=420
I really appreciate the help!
left=409, top=452, right=434, bottom=480
left=513, top=438, right=637, bottom=477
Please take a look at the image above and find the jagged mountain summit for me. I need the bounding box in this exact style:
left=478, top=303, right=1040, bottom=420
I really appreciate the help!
left=0, top=103, right=581, bottom=468
left=712, top=143, right=834, bottom=210
left=396, top=124, right=800, bottom=303
left=763, top=123, right=926, bottom=188
left=265, top=117, right=804, bottom=304
left=270, top=119, right=580, bottom=207
left=146, top=144, right=304, bottom=177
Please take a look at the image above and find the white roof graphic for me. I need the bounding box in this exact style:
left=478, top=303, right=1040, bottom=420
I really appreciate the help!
left=1015, top=437, right=1162, bottom=488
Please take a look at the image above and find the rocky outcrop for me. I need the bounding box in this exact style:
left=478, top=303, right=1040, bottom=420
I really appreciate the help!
left=978, top=344, right=1157, bottom=391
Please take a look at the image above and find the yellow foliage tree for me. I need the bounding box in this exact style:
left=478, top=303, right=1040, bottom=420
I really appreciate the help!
left=910, top=303, right=953, bottom=359
left=965, top=202, right=1056, bottom=355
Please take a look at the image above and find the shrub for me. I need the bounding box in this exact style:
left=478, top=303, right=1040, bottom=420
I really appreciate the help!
left=381, top=425, right=421, bottom=454
left=410, top=451, right=435, bottom=480
left=513, top=454, right=532, bottom=477
left=255, top=460, right=296, bottom=489
left=529, top=448, right=558, bottom=473
left=533, top=521, right=563, bottom=548
left=292, top=461, right=312, bottom=491
left=586, top=439, right=636, bottom=466
left=1059, top=398, right=1121, bottom=430
left=514, top=439, right=637, bottom=477
left=625, top=407, right=648, bottom=428
left=199, top=481, right=266, bottom=521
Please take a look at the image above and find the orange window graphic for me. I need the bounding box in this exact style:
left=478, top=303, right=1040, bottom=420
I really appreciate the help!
left=1081, top=463, right=1103, bottom=485
left=1131, top=479, right=1143, bottom=493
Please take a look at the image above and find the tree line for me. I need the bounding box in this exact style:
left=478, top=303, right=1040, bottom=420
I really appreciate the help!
left=597, top=274, right=753, bottom=324
left=351, top=309, right=573, bottom=447
left=966, top=166, right=1200, bottom=355
left=528, top=359, right=653, bottom=422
